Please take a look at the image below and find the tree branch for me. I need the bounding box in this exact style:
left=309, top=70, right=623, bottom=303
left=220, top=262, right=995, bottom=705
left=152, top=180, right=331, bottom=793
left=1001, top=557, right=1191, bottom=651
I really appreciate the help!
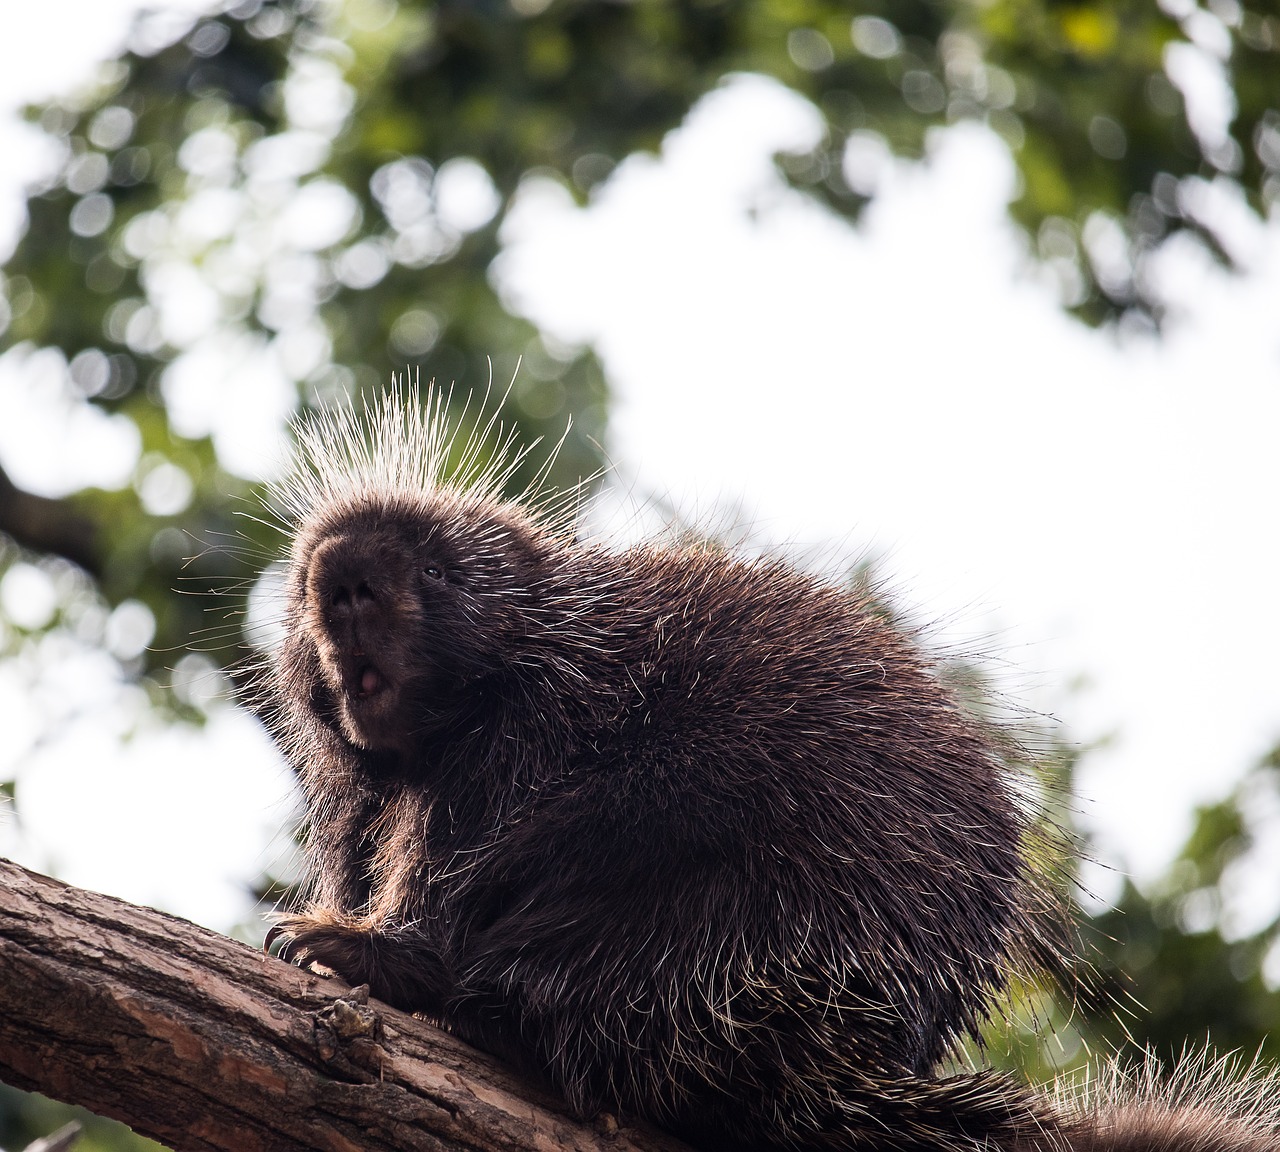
left=0, top=858, right=687, bottom=1152
left=0, top=465, right=101, bottom=578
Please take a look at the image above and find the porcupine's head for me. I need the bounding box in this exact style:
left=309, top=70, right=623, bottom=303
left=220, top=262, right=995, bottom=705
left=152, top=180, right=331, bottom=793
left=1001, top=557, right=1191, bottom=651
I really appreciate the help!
left=267, top=387, right=564, bottom=761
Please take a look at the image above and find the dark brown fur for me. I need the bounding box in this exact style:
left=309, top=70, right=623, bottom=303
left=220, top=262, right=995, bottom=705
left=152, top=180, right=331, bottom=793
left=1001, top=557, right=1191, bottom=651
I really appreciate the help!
left=262, top=395, right=1275, bottom=1152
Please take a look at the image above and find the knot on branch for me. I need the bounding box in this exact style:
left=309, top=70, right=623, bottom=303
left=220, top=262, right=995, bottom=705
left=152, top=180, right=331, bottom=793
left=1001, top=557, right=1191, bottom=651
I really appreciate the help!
left=313, top=984, right=387, bottom=1082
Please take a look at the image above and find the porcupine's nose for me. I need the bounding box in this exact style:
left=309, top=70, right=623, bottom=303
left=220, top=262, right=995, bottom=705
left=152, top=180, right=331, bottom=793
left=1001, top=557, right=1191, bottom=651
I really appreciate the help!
left=307, top=534, right=395, bottom=700
left=326, top=573, right=376, bottom=616
left=309, top=535, right=383, bottom=628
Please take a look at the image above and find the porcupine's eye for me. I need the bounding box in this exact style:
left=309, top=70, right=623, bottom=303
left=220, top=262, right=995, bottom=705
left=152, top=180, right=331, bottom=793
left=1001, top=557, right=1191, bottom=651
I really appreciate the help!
left=424, top=564, right=444, bottom=581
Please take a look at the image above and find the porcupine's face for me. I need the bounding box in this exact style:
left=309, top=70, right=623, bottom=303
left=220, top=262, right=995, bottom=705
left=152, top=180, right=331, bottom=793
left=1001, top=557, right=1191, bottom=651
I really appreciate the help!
left=281, top=498, right=520, bottom=758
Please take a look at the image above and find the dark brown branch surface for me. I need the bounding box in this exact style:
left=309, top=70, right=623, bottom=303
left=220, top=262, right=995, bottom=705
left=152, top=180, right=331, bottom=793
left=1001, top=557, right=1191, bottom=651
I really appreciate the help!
left=0, top=857, right=687, bottom=1152
left=0, top=466, right=101, bottom=577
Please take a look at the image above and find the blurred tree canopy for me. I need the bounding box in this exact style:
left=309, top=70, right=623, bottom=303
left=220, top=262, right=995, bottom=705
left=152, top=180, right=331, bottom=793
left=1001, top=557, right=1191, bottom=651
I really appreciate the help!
left=2, top=0, right=1280, bottom=1146
left=1085, top=743, right=1280, bottom=1062
left=1, top=0, right=1278, bottom=702
left=978, top=739, right=1280, bottom=1084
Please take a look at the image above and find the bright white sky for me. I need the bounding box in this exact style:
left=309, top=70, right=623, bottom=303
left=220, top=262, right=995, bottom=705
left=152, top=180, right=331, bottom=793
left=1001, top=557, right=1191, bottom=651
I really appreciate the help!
left=1, top=0, right=1278, bottom=933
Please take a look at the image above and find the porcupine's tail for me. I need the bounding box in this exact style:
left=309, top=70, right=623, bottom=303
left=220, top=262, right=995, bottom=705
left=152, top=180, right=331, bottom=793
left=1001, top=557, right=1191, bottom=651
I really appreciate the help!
left=848, top=1068, right=1064, bottom=1151
left=1051, top=1049, right=1280, bottom=1152
left=787, top=1052, right=1279, bottom=1152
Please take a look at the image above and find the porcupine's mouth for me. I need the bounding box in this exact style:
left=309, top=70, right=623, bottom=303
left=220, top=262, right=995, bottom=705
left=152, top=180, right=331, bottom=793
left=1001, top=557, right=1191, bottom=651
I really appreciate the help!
left=337, top=660, right=405, bottom=751
left=334, top=656, right=387, bottom=706
left=353, top=664, right=383, bottom=698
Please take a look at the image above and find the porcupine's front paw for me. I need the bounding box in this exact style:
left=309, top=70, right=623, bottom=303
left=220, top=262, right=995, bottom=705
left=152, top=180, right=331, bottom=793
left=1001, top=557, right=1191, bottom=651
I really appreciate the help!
left=265, top=910, right=378, bottom=986
left=266, top=911, right=454, bottom=1015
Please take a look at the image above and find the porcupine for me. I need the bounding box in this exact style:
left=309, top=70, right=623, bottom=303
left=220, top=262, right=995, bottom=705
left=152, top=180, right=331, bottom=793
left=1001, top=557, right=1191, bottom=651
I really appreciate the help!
left=262, top=389, right=1277, bottom=1152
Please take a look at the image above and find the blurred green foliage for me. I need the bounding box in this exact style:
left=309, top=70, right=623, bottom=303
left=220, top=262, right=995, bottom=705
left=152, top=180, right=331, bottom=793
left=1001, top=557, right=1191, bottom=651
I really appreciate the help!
left=1084, top=744, right=1280, bottom=1062
left=2, top=0, right=1279, bottom=1146
left=978, top=740, right=1280, bottom=1086
left=0, top=1084, right=162, bottom=1152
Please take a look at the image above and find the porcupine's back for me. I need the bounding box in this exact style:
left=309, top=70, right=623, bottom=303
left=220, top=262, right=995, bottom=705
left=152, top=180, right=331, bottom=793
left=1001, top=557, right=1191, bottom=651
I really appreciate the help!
left=529, top=540, right=1066, bottom=1069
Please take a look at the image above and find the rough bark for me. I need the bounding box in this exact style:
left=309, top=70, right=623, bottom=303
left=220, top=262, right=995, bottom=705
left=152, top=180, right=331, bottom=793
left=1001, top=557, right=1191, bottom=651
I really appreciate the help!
left=0, top=857, right=687, bottom=1152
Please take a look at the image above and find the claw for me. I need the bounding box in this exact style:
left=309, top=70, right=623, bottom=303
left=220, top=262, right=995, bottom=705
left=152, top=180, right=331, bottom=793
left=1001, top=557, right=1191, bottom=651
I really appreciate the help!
left=265, top=917, right=310, bottom=963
